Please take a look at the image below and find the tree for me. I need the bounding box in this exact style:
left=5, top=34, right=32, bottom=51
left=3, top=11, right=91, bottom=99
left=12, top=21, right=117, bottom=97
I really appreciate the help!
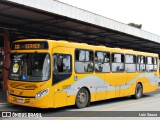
left=128, top=23, right=142, bottom=29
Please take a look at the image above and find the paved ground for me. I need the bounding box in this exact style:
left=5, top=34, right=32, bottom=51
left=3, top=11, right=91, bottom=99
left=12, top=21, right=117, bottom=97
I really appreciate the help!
left=0, top=86, right=7, bottom=107
left=0, top=86, right=160, bottom=120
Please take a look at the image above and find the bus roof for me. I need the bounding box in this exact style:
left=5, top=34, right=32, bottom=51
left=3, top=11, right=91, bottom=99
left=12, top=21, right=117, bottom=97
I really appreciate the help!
left=14, top=39, right=158, bottom=57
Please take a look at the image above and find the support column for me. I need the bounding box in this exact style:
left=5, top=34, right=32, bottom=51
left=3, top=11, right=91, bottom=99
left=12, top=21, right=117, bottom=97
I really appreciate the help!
left=3, top=29, right=10, bottom=92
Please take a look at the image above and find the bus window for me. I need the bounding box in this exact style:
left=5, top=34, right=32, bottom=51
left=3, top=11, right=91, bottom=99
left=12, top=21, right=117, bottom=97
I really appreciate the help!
left=146, top=57, right=154, bottom=72
left=9, top=53, right=50, bottom=81
left=95, top=51, right=110, bottom=72
left=153, top=57, right=158, bottom=71
left=137, top=55, right=145, bottom=72
left=53, top=54, right=72, bottom=84
left=112, top=53, right=124, bottom=72
left=75, top=49, right=94, bottom=73
left=125, top=54, right=136, bottom=72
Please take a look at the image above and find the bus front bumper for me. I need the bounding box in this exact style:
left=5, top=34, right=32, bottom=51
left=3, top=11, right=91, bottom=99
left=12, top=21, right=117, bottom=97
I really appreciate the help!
left=7, top=92, right=53, bottom=108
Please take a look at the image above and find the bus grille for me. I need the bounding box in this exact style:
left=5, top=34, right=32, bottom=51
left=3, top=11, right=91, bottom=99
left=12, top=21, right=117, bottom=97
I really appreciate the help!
left=10, top=82, right=38, bottom=90
left=12, top=97, right=31, bottom=104
left=23, top=98, right=31, bottom=103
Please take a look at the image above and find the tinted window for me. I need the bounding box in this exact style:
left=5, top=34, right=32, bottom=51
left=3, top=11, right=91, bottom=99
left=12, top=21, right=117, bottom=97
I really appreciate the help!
left=112, top=53, right=124, bottom=72
left=146, top=57, right=154, bottom=72
left=125, top=54, right=136, bottom=72
left=53, top=54, right=72, bottom=85
left=75, top=49, right=94, bottom=73
left=137, top=55, right=145, bottom=72
left=153, top=57, right=158, bottom=71
left=95, top=51, right=110, bottom=72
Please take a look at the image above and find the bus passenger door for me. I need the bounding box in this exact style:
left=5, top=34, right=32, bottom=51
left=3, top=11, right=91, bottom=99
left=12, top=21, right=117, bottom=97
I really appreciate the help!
left=52, top=47, right=74, bottom=108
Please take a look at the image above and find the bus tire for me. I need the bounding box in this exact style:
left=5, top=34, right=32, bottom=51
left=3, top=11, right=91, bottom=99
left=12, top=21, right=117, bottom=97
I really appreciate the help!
left=75, top=88, right=90, bottom=108
left=134, top=83, right=143, bottom=99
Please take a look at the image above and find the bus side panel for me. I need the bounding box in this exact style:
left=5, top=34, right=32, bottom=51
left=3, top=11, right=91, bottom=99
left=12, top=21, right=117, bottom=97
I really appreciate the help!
left=106, top=90, right=116, bottom=99
left=95, top=88, right=107, bottom=101
left=54, top=92, right=67, bottom=108
left=119, top=84, right=133, bottom=97
left=67, top=94, right=76, bottom=106
left=104, top=73, right=116, bottom=99
left=95, top=74, right=106, bottom=101
left=119, top=73, right=138, bottom=97
left=142, top=79, right=158, bottom=93
left=131, top=75, right=158, bottom=94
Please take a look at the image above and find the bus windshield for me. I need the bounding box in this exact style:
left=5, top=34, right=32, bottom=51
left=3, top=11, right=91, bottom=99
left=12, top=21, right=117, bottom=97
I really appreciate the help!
left=9, top=53, right=50, bottom=82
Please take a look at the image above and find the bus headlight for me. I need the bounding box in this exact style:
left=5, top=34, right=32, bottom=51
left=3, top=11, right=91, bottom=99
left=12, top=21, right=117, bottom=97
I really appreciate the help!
left=35, top=88, right=49, bottom=100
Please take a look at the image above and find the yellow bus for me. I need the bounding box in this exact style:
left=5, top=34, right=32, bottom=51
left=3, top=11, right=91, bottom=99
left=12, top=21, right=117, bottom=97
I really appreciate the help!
left=7, top=39, right=159, bottom=108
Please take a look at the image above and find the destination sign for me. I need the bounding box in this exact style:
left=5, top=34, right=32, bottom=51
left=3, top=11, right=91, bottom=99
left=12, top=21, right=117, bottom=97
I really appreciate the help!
left=11, top=41, right=48, bottom=50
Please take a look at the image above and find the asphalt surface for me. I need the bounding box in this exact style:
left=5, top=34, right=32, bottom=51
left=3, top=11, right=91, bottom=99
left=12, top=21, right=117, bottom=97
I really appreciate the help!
left=0, top=87, right=160, bottom=120
left=0, top=88, right=160, bottom=111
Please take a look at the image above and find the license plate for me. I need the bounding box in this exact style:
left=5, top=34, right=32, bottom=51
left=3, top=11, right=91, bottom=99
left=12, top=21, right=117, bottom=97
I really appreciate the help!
left=16, top=99, right=24, bottom=103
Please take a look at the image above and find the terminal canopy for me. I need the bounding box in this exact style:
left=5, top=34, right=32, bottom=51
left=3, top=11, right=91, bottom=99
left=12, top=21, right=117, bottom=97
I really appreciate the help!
left=0, top=0, right=160, bottom=53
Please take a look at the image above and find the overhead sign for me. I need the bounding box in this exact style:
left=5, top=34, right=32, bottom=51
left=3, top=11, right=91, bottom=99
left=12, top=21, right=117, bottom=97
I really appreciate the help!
left=11, top=41, right=48, bottom=50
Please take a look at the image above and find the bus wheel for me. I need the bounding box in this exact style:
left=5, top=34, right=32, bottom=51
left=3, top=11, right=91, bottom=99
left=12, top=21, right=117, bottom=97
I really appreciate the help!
left=134, top=83, right=143, bottom=99
left=75, top=88, right=90, bottom=108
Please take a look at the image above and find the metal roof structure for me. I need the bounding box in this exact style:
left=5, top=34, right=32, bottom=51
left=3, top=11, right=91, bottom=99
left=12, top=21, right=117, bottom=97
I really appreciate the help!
left=0, top=0, right=160, bottom=53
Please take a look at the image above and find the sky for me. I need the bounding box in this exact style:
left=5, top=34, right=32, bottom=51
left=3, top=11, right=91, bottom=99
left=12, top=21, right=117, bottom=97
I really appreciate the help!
left=58, top=0, right=160, bottom=36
